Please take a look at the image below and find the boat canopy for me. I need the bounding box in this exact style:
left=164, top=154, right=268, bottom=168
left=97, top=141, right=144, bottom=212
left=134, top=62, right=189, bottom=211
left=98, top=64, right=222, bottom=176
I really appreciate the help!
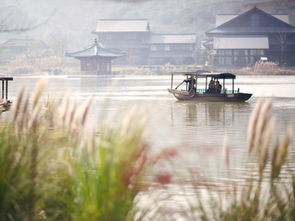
left=172, top=71, right=236, bottom=79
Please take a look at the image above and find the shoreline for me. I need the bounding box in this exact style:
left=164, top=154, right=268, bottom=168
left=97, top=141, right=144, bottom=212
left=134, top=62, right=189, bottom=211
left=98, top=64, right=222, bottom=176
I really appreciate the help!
left=3, top=64, right=295, bottom=77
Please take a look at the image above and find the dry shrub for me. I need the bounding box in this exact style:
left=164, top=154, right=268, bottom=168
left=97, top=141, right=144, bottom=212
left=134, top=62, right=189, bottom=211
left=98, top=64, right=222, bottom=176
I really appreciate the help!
left=253, top=61, right=279, bottom=74
left=36, top=56, right=62, bottom=69
left=9, top=56, right=30, bottom=67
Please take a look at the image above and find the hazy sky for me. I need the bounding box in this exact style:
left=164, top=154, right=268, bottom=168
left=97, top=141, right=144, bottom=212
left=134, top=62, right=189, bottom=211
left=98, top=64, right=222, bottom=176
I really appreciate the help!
left=1, top=0, right=106, bottom=47
left=0, top=0, right=160, bottom=48
left=0, top=0, right=286, bottom=50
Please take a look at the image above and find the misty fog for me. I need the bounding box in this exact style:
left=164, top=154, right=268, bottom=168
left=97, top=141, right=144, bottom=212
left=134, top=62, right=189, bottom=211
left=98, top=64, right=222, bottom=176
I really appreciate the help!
left=0, top=0, right=294, bottom=64
left=0, top=0, right=235, bottom=50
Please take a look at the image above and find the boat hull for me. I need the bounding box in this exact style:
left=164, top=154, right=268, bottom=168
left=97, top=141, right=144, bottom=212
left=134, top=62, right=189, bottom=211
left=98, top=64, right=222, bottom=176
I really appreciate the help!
left=168, top=89, right=252, bottom=102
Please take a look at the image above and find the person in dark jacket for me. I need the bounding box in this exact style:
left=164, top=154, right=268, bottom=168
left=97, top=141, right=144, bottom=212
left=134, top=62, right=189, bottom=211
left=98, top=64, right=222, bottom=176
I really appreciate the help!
left=185, top=77, right=196, bottom=92
left=216, top=80, right=222, bottom=93
left=208, top=79, right=215, bottom=93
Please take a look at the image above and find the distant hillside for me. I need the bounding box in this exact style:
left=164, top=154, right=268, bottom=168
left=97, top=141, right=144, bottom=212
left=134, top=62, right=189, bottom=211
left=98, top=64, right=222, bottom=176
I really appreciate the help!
left=130, top=0, right=295, bottom=33
left=1, top=0, right=295, bottom=52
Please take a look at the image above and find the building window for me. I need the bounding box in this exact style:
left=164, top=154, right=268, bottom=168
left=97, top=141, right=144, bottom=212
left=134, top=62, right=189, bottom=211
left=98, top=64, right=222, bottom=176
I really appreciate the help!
left=125, top=33, right=137, bottom=40
left=157, top=45, right=165, bottom=51
left=171, top=44, right=187, bottom=51
left=164, top=45, right=170, bottom=51
left=215, top=49, right=266, bottom=66
left=187, top=44, right=194, bottom=51
left=151, top=45, right=157, bottom=51
left=225, top=56, right=232, bottom=65
left=249, top=49, right=264, bottom=56
left=257, top=49, right=264, bottom=56
left=107, top=34, right=116, bottom=40
left=218, top=50, right=225, bottom=55
left=225, top=50, right=232, bottom=55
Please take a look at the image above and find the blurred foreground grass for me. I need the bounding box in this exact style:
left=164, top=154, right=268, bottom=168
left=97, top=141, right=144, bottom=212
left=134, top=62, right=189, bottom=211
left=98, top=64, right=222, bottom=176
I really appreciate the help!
left=0, top=81, right=149, bottom=220
left=0, top=81, right=294, bottom=220
left=149, top=99, right=295, bottom=221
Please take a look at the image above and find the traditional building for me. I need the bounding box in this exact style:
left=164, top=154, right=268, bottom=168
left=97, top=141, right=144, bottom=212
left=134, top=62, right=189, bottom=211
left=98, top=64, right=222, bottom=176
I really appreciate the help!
left=0, top=38, right=48, bottom=64
left=93, top=19, right=150, bottom=64
left=66, top=40, right=122, bottom=74
left=205, top=7, right=295, bottom=67
left=93, top=19, right=197, bottom=65
left=146, top=33, right=196, bottom=65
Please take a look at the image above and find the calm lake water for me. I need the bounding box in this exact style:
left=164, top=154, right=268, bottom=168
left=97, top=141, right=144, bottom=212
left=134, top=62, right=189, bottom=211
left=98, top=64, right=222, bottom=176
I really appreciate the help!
left=4, top=74, right=295, bottom=174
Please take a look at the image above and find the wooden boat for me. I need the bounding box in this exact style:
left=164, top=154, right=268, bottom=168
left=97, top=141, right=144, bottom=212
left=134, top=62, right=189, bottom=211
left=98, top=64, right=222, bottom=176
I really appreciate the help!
left=168, top=71, right=252, bottom=102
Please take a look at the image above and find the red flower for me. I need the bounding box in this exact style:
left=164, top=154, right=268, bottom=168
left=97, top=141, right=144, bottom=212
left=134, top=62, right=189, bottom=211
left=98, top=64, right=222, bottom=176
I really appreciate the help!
left=155, top=172, right=172, bottom=185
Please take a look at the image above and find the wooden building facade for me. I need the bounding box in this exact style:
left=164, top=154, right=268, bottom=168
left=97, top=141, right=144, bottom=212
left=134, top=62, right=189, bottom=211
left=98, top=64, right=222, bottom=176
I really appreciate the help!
left=93, top=19, right=150, bottom=64
left=66, top=40, right=122, bottom=74
left=93, top=19, right=197, bottom=65
left=205, top=7, right=295, bottom=67
left=146, top=33, right=196, bottom=65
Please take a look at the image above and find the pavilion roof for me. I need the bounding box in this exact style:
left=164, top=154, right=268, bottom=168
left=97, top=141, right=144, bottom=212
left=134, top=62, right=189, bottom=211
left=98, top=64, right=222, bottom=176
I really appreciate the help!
left=66, top=40, right=123, bottom=58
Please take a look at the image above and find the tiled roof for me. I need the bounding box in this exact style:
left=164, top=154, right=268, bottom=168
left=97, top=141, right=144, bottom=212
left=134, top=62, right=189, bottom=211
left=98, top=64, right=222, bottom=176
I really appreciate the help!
left=147, top=34, right=196, bottom=44
left=208, top=27, right=295, bottom=34
left=207, top=7, right=295, bottom=35
left=94, top=19, right=150, bottom=33
left=216, top=14, right=289, bottom=27
left=66, top=41, right=123, bottom=58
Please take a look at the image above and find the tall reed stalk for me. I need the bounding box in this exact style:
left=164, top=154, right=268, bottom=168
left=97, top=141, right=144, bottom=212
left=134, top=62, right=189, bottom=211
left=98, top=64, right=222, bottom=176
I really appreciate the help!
left=149, top=99, right=294, bottom=220
left=1, top=81, right=294, bottom=220
left=211, top=99, right=293, bottom=220
left=0, top=81, right=149, bottom=220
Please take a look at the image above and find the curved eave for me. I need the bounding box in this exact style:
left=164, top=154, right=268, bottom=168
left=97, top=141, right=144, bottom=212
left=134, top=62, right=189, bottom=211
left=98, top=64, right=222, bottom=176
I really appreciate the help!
left=66, top=53, right=124, bottom=58
left=66, top=51, right=124, bottom=58
left=66, top=43, right=124, bottom=58
left=207, top=29, right=295, bottom=35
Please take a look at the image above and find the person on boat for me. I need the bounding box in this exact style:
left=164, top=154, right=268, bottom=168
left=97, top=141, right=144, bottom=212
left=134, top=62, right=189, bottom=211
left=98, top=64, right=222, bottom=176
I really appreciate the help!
left=216, top=80, right=222, bottom=93
left=208, top=79, right=215, bottom=93
left=185, top=77, right=196, bottom=92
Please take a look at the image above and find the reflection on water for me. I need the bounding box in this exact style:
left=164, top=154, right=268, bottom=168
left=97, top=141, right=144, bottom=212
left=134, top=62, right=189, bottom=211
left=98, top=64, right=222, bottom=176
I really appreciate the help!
left=183, top=102, right=249, bottom=126
left=183, top=102, right=232, bottom=125
left=167, top=100, right=253, bottom=150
